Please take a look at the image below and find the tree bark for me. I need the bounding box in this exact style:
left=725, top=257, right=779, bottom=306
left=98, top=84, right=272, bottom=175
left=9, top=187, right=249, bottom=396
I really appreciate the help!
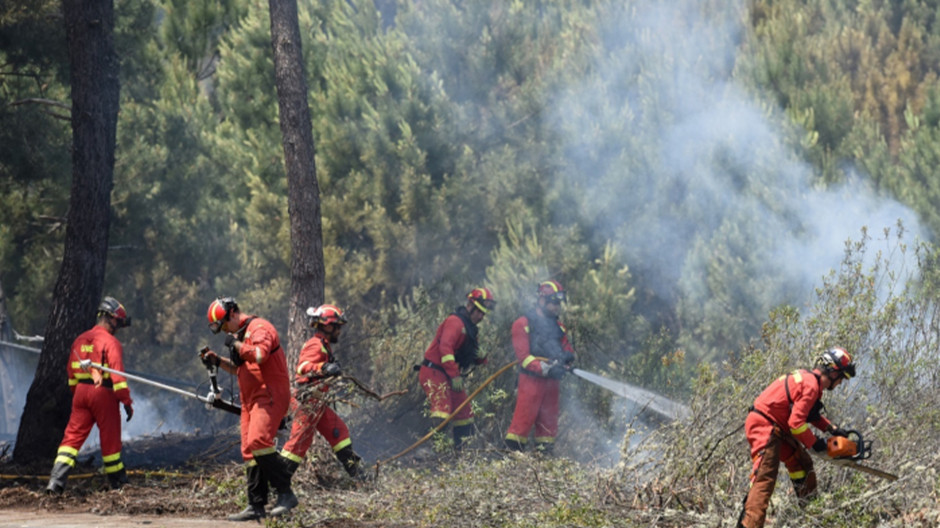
left=13, top=0, right=119, bottom=466
left=268, top=0, right=324, bottom=366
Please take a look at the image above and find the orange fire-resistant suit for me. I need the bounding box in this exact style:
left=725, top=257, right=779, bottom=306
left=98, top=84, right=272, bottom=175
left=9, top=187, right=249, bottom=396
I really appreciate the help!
left=504, top=310, right=574, bottom=452
left=280, top=331, right=361, bottom=476
left=232, top=316, right=292, bottom=507
left=738, top=369, right=832, bottom=528
left=51, top=325, right=133, bottom=489
left=419, top=306, right=485, bottom=447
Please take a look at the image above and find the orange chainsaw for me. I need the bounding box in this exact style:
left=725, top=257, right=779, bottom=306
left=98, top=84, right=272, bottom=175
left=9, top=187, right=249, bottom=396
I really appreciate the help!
left=826, top=429, right=872, bottom=460
left=817, top=429, right=898, bottom=481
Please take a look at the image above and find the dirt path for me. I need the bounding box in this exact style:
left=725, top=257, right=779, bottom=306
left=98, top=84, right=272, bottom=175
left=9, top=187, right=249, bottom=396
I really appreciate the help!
left=0, top=509, right=251, bottom=528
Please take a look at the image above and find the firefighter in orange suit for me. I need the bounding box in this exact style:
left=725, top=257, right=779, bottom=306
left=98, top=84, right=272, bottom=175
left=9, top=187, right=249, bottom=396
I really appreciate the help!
left=46, top=297, right=134, bottom=494
left=418, top=288, right=496, bottom=449
left=280, top=304, right=364, bottom=478
left=200, top=297, right=297, bottom=521
left=737, top=348, right=856, bottom=528
left=504, top=280, right=575, bottom=454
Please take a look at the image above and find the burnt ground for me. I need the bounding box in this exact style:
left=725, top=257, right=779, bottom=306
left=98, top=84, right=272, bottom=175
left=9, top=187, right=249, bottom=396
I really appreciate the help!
left=0, top=413, right=538, bottom=528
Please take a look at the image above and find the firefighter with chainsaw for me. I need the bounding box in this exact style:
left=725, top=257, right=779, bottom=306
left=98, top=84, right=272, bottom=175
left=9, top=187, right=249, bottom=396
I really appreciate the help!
left=200, top=297, right=297, bottom=521
left=46, top=297, right=134, bottom=494
left=418, top=288, right=496, bottom=450
left=279, top=304, right=365, bottom=479
left=737, top=347, right=856, bottom=528
left=504, top=280, right=575, bottom=454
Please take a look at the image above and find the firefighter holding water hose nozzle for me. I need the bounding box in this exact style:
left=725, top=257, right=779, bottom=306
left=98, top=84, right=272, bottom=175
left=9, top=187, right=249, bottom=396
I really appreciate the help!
left=504, top=280, right=576, bottom=455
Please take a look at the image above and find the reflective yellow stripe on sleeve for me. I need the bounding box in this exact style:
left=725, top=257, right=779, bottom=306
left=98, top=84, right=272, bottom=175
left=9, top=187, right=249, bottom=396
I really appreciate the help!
left=297, top=361, right=313, bottom=375
left=521, top=355, right=537, bottom=368
left=790, top=423, right=809, bottom=435
left=441, top=354, right=455, bottom=363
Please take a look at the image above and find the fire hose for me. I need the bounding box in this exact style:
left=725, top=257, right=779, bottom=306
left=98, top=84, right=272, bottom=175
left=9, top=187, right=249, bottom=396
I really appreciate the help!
left=374, top=359, right=520, bottom=473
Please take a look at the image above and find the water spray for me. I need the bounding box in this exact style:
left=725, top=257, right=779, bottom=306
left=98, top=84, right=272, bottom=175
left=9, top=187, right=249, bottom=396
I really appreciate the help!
left=570, top=368, right=690, bottom=421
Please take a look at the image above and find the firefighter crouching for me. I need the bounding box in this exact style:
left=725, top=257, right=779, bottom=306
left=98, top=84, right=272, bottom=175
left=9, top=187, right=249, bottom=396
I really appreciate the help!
left=279, top=304, right=364, bottom=479
left=200, top=297, right=297, bottom=521
left=418, top=288, right=496, bottom=450
left=504, top=280, right=575, bottom=454
left=46, top=297, right=134, bottom=494
left=737, top=347, right=856, bottom=528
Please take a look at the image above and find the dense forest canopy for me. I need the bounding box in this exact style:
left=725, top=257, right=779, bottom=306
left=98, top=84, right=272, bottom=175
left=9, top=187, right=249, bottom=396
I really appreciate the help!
left=1, top=0, right=938, bottom=432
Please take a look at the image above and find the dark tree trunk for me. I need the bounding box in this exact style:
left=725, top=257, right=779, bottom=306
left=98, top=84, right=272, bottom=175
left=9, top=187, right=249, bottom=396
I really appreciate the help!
left=268, top=0, right=324, bottom=365
left=13, top=0, right=119, bottom=466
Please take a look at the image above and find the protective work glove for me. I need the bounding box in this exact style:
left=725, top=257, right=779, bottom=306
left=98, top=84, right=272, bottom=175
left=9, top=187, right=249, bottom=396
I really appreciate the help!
left=812, top=437, right=827, bottom=453
left=562, top=351, right=575, bottom=366
left=828, top=425, right=848, bottom=437
left=547, top=363, right=567, bottom=380
left=450, top=375, right=465, bottom=393
left=123, top=403, right=134, bottom=422
left=539, top=360, right=558, bottom=377
left=321, top=362, right=342, bottom=377
left=200, top=347, right=221, bottom=368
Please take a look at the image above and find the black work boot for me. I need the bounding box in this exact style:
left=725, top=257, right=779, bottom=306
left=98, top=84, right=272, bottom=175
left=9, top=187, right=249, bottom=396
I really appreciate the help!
left=504, top=438, right=525, bottom=452
left=242, top=464, right=267, bottom=518
left=335, top=445, right=363, bottom=478
left=534, top=442, right=554, bottom=456
left=269, top=489, right=299, bottom=517
left=452, top=423, right=474, bottom=451
left=46, top=462, right=72, bottom=495
left=107, top=467, right=129, bottom=490
left=255, top=453, right=297, bottom=517
left=227, top=504, right=266, bottom=522
left=279, top=453, right=301, bottom=478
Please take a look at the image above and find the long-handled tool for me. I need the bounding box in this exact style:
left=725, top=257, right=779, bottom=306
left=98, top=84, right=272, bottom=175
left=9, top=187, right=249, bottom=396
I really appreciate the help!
left=375, top=359, right=519, bottom=472
left=78, top=359, right=241, bottom=416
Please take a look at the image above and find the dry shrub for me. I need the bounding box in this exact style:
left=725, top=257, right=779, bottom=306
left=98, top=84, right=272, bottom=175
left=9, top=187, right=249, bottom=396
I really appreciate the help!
left=610, top=229, right=940, bottom=526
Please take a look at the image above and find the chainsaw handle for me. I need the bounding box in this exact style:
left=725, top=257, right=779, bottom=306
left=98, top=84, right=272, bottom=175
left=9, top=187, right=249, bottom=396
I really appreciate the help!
left=834, top=429, right=872, bottom=461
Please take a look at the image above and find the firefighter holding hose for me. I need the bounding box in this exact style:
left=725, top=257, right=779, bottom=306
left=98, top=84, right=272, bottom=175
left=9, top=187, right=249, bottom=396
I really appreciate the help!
left=46, top=297, right=134, bottom=494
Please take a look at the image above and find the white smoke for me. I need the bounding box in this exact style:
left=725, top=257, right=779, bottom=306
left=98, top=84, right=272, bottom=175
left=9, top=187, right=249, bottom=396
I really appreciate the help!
left=549, top=0, right=927, bottom=322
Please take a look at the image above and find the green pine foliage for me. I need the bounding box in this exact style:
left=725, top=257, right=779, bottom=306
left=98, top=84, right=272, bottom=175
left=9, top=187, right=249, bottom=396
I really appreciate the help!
left=5, top=3, right=940, bottom=516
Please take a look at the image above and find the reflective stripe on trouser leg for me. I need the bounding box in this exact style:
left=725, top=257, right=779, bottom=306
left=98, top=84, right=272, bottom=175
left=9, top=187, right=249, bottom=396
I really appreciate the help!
left=253, top=451, right=292, bottom=494
left=103, top=451, right=127, bottom=489
left=335, top=445, right=362, bottom=477
left=789, top=447, right=817, bottom=504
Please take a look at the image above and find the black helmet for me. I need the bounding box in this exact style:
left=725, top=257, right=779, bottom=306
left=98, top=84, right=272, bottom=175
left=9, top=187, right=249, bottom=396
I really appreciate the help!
left=98, top=296, right=131, bottom=328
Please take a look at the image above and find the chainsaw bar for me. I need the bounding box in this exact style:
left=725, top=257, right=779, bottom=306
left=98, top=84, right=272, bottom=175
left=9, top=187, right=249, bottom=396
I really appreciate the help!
left=811, top=451, right=899, bottom=481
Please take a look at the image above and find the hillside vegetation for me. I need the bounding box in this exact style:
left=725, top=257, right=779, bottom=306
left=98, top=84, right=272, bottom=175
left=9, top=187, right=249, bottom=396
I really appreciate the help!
left=2, top=0, right=940, bottom=525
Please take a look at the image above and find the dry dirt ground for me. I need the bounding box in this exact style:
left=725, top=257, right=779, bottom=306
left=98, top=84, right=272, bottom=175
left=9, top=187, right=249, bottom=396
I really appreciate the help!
left=0, top=428, right=471, bottom=528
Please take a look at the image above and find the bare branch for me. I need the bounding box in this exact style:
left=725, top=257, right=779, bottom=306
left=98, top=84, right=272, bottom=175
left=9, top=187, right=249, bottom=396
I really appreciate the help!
left=9, top=97, right=71, bottom=111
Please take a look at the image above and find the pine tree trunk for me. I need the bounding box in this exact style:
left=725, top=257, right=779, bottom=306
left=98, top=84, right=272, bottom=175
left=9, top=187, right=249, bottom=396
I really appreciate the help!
left=268, top=0, right=324, bottom=364
left=12, top=0, right=119, bottom=467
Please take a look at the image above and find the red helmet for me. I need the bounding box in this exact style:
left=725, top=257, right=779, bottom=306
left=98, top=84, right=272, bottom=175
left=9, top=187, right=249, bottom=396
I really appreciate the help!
left=207, top=297, right=237, bottom=334
left=537, top=280, right=566, bottom=303
left=815, top=347, right=856, bottom=378
left=467, top=287, right=496, bottom=314
left=306, top=304, right=347, bottom=328
left=98, top=297, right=131, bottom=328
